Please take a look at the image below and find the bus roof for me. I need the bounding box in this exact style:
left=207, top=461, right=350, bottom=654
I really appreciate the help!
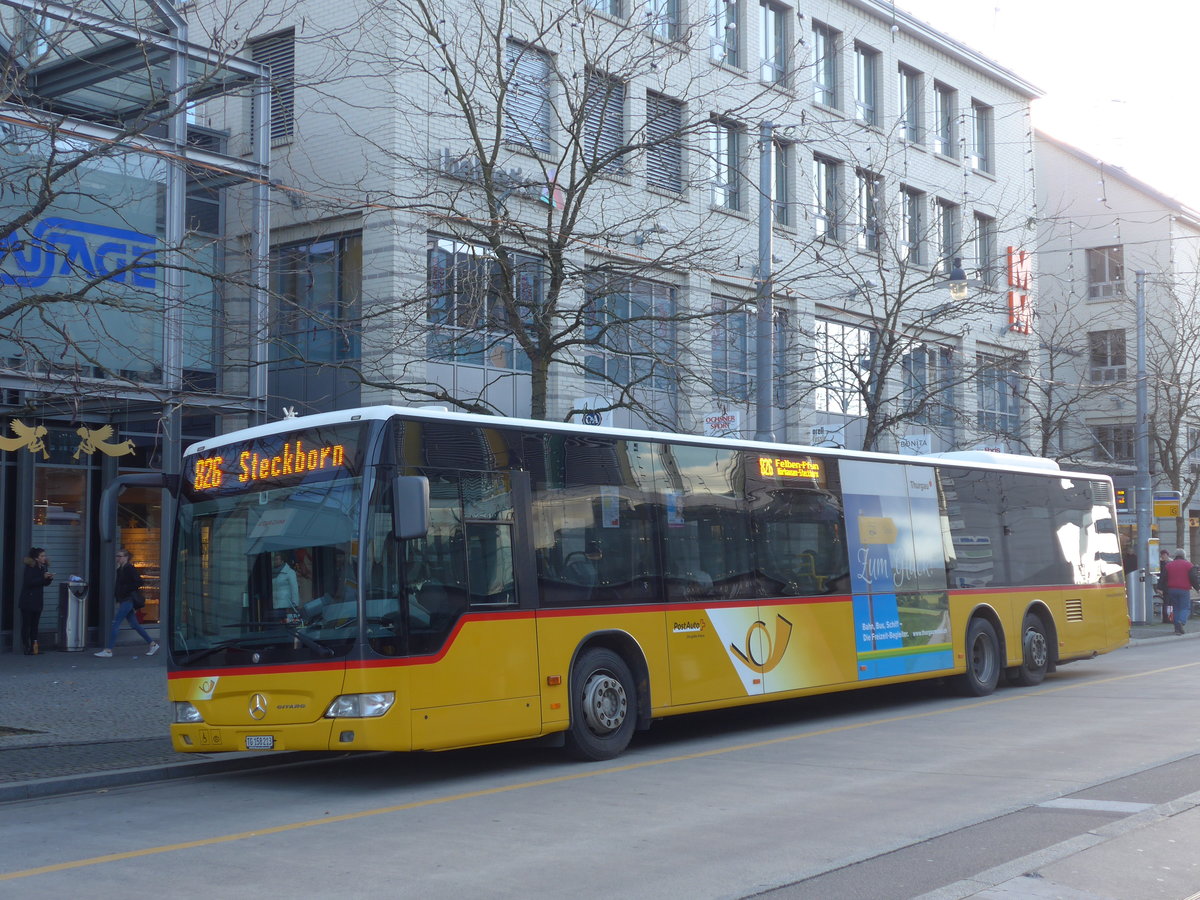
left=185, top=406, right=1108, bottom=482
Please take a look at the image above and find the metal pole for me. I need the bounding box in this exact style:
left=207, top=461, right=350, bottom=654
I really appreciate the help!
left=754, top=122, right=775, bottom=442
left=1134, top=270, right=1151, bottom=624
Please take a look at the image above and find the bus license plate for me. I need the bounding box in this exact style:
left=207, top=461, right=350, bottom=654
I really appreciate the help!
left=245, top=735, right=274, bottom=750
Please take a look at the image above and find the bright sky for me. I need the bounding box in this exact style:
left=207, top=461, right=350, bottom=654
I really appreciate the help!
left=896, top=0, right=1200, bottom=210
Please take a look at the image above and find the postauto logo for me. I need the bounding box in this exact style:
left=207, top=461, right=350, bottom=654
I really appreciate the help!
left=0, top=217, right=157, bottom=288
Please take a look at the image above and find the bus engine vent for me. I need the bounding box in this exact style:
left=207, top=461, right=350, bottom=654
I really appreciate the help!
left=1065, top=598, right=1084, bottom=622
left=1090, top=482, right=1114, bottom=505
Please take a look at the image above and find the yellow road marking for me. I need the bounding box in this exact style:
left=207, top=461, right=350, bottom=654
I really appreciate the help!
left=4, top=657, right=1195, bottom=881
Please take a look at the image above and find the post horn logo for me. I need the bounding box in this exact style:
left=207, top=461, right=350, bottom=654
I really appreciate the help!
left=730, top=614, right=794, bottom=674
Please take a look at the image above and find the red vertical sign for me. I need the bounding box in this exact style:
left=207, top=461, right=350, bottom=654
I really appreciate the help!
left=1007, top=246, right=1032, bottom=334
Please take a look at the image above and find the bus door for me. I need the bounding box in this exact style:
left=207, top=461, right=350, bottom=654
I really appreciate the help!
left=405, top=470, right=541, bottom=749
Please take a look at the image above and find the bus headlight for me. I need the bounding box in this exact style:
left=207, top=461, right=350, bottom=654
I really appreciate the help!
left=325, top=692, right=395, bottom=718
left=174, top=701, right=204, bottom=724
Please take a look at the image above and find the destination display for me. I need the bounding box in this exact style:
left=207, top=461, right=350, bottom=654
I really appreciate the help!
left=185, top=423, right=368, bottom=496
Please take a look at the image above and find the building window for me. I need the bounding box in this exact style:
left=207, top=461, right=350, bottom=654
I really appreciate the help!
left=854, top=43, right=878, bottom=125
left=583, top=70, right=626, bottom=173
left=933, top=82, right=956, bottom=157
left=970, top=100, right=993, bottom=172
left=855, top=169, right=880, bottom=251
left=813, top=154, right=838, bottom=240
left=584, top=277, right=677, bottom=391
left=710, top=119, right=743, bottom=211
left=711, top=0, right=739, bottom=67
left=505, top=41, right=552, bottom=153
left=1087, top=246, right=1125, bottom=299
left=587, top=0, right=621, bottom=15
left=1092, top=423, right=1134, bottom=463
left=760, top=1, right=787, bottom=84
left=646, top=0, right=679, bottom=40
left=250, top=30, right=295, bottom=142
left=903, top=343, right=954, bottom=428
left=426, top=236, right=537, bottom=371
left=773, top=138, right=790, bottom=226
left=898, top=65, right=922, bottom=142
left=812, top=21, right=837, bottom=108
left=646, top=92, right=684, bottom=192
left=976, top=353, right=1021, bottom=438
left=900, top=186, right=923, bottom=264
left=972, top=212, right=996, bottom=286
left=1089, top=329, right=1127, bottom=382
left=273, top=233, right=362, bottom=364
left=713, top=296, right=751, bottom=402
left=935, top=198, right=959, bottom=274
left=814, top=319, right=872, bottom=417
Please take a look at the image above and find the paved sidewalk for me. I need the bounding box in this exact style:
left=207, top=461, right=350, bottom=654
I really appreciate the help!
left=0, top=629, right=309, bottom=802
left=3, top=623, right=1200, bottom=899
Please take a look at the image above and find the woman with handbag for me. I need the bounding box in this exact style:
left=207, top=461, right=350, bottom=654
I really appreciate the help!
left=94, top=548, right=159, bottom=658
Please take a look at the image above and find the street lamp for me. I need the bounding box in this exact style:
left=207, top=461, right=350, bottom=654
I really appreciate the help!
left=948, top=258, right=969, bottom=302
left=754, top=121, right=776, bottom=442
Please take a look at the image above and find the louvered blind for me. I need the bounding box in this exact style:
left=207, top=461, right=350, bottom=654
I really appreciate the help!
left=646, top=92, right=683, bottom=192
left=583, top=72, right=625, bottom=173
left=505, top=42, right=551, bottom=153
left=250, top=31, right=295, bottom=142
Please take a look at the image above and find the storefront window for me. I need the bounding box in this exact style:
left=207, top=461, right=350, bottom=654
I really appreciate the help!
left=116, top=485, right=162, bottom=624
left=32, top=469, right=87, bottom=614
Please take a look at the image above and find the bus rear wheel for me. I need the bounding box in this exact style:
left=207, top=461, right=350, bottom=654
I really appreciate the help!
left=1008, top=613, right=1049, bottom=687
left=955, top=618, right=1001, bottom=697
left=565, top=647, right=637, bottom=761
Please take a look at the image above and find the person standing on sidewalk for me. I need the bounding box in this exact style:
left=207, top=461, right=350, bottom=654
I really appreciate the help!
left=1164, top=548, right=1194, bottom=635
left=18, top=547, right=53, bottom=655
left=94, top=548, right=159, bottom=658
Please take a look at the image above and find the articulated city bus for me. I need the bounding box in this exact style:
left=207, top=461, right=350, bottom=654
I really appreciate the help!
left=155, top=407, right=1128, bottom=760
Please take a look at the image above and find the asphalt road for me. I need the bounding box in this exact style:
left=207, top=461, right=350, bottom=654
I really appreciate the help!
left=4, top=639, right=1200, bottom=899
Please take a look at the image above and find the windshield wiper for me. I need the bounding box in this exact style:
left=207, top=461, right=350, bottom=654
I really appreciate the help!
left=180, top=624, right=335, bottom=665
left=179, top=637, right=258, bottom=666
left=239, top=621, right=336, bottom=658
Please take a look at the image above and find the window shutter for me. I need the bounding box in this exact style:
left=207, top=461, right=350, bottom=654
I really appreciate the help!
left=646, top=92, right=683, bottom=192
left=583, top=72, right=625, bottom=173
left=505, top=42, right=552, bottom=153
left=250, top=31, right=295, bottom=142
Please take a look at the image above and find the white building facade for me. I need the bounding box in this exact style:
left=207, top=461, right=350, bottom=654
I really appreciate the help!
left=1036, top=131, right=1200, bottom=557
left=198, top=0, right=1041, bottom=453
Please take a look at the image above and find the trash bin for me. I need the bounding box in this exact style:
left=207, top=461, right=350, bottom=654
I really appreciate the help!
left=58, top=576, right=88, bottom=651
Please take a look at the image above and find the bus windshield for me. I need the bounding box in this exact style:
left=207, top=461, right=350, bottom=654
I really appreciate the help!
left=173, top=423, right=372, bottom=666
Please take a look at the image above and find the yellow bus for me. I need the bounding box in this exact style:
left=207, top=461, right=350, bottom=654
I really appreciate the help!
left=155, top=406, right=1128, bottom=760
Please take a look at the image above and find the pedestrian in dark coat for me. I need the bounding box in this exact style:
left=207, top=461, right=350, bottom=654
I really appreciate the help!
left=18, top=547, right=53, bottom=655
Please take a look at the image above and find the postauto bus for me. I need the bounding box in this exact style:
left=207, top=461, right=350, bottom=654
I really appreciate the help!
left=140, top=407, right=1127, bottom=760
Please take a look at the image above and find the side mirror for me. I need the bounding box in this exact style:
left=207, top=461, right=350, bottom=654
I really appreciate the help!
left=393, top=476, right=430, bottom=540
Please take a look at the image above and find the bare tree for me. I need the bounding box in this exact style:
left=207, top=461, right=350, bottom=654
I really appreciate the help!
left=767, top=125, right=1035, bottom=452
left=278, top=0, right=829, bottom=424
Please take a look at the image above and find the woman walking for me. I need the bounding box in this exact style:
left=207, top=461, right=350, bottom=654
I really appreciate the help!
left=94, top=548, right=159, bottom=658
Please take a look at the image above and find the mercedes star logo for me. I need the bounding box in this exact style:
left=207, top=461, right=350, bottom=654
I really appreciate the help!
left=249, top=693, right=269, bottom=720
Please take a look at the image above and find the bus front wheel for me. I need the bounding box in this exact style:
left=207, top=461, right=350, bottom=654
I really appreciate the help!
left=1008, top=614, right=1049, bottom=687
left=955, top=618, right=1001, bottom=697
left=565, top=647, right=637, bottom=761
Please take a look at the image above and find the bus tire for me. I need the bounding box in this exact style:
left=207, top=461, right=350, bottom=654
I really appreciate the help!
left=955, top=618, right=1001, bottom=697
left=1008, top=613, right=1049, bottom=687
left=564, top=647, right=637, bottom=761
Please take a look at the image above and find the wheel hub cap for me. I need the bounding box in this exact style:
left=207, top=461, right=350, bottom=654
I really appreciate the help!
left=582, top=673, right=627, bottom=734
